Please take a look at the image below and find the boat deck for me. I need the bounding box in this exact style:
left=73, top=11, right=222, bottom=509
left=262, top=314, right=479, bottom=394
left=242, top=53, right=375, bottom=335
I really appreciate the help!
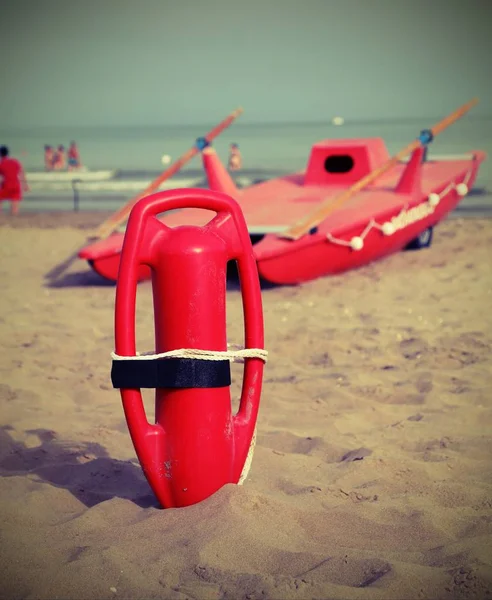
left=159, top=158, right=478, bottom=236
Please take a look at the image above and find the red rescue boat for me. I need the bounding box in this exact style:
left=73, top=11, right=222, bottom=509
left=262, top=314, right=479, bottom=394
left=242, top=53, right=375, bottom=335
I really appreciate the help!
left=78, top=102, right=486, bottom=285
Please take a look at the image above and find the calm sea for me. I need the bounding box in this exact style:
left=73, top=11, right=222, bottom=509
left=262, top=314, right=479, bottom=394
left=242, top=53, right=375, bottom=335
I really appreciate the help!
left=1, top=117, right=491, bottom=212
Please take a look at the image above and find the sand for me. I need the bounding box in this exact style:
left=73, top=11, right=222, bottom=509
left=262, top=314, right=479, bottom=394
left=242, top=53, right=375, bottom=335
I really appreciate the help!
left=0, top=213, right=491, bottom=600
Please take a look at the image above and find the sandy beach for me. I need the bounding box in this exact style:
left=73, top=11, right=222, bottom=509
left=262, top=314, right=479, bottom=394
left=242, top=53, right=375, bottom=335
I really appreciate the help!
left=0, top=212, right=491, bottom=600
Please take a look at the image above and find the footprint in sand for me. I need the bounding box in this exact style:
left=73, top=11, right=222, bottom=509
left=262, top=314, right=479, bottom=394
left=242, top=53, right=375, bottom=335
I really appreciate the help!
left=399, top=337, right=430, bottom=360
left=446, top=565, right=492, bottom=598
left=417, top=332, right=488, bottom=369
left=276, top=480, right=324, bottom=496
left=386, top=372, right=433, bottom=405
left=340, top=447, right=372, bottom=462
left=259, top=431, right=370, bottom=465
left=390, top=393, right=428, bottom=405
left=414, top=373, right=433, bottom=394
left=259, top=431, right=317, bottom=455
left=66, top=546, right=91, bottom=563
left=294, top=555, right=392, bottom=588
left=405, top=436, right=459, bottom=457
left=0, top=384, right=17, bottom=401
left=0, top=386, right=41, bottom=411
left=354, top=383, right=429, bottom=406
left=449, top=377, right=472, bottom=394
left=194, top=555, right=392, bottom=593
left=423, top=545, right=469, bottom=568
left=309, top=351, right=334, bottom=367
left=193, top=565, right=266, bottom=594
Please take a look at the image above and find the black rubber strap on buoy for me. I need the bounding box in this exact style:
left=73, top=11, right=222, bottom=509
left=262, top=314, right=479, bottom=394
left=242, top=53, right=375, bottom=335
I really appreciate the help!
left=111, top=358, right=231, bottom=389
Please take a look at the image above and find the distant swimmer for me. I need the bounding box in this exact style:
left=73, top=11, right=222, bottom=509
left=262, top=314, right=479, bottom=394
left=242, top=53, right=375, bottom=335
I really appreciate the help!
left=228, top=143, right=242, bottom=171
left=52, top=145, right=66, bottom=170
left=0, top=145, right=29, bottom=216
left=68, top=141, right=82, bottom=170
left=44, top=145, right=54, bottom=171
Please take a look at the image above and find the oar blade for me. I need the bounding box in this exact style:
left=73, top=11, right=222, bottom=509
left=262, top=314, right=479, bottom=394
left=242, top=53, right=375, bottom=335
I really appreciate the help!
left=44, top=236, right=99, bottom=282
left=431, top=97, right=479, bottom=137
left=45, top=248, right=82, bottom=281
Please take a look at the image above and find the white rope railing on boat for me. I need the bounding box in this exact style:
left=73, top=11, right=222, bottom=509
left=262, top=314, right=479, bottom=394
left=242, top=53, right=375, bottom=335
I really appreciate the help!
left=325, top=169, right=474, bottom=251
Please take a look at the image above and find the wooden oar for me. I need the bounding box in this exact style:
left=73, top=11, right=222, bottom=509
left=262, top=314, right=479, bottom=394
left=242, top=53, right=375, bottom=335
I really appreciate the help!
left=45, top=107, right=243, bottom=282
left=95, top=106, right=243, bottom=238
left=280, top=98, right=479, bottom=241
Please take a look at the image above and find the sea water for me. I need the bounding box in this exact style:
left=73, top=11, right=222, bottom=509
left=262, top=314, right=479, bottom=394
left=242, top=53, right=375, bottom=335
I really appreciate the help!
left=1, top=117, right=491, bottom=212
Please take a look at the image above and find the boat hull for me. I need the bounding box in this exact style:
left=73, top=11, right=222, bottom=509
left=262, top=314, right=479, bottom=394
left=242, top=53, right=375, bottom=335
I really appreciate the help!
left=84, top=183, right=468, bottom=285
left=80, top=149, right=486, bottom=285
left=256, top=164, right=482, bottom=284
left=256, top=204, right=447, bottom=285
left=87, top=254, right=150, bottom=283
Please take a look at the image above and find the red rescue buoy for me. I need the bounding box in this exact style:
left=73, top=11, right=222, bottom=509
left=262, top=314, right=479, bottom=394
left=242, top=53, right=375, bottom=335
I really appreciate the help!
left=111, top=188, right=267, bottom=508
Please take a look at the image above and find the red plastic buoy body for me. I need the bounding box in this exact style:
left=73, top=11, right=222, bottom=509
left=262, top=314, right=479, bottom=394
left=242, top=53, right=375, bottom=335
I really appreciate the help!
left=113, top=188, right=265, bottom=508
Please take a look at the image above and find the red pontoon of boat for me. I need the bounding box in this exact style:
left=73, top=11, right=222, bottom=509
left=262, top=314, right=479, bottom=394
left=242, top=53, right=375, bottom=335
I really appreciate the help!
left=79, top=134, right=485, bottom=285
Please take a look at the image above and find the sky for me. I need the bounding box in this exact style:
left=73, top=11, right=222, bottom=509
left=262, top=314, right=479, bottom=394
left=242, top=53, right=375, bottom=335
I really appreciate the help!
left=1, top=0, right=492, bottom=128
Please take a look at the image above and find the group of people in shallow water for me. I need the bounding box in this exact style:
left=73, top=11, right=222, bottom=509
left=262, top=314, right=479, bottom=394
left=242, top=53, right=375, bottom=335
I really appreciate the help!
left=0, top=139, right=241, bottom=217
left=43, top=142, right=238, bottom=171
left=44, top=141, right=82, bottom=171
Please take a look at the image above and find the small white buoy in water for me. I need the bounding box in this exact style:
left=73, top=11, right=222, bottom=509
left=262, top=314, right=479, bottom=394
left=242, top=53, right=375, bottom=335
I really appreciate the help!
left=332, top=116, right=344, bottom=126
left=161, top=154, right=171, bottom=165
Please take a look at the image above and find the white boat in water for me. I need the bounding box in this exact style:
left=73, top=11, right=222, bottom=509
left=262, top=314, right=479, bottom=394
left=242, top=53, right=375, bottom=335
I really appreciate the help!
left=27, top=177, right=204, bottom=193
left=26, top=169, right=116, bottom=182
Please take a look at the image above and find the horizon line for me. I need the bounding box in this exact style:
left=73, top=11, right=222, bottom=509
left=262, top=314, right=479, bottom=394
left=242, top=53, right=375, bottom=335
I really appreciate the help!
left=2, top=113, right=491, bottom=133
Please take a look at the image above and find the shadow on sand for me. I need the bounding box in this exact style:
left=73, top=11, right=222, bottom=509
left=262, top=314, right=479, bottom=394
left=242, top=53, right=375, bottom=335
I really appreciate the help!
left=0, top=426, right=158, bottom=509
left=44, top=260, right=279, bottom=291
left=45, top=269, right=117, bottom=289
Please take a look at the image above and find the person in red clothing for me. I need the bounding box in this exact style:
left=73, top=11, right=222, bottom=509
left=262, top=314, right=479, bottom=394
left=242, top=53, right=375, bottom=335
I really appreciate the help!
left=0, top=145, right=29, bottom=216
left=67, top=141, right=82, bottom=170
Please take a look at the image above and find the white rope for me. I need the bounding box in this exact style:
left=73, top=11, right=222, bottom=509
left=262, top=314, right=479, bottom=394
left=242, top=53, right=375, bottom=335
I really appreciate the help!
left=111, top=347, right=268, bottom=364
left=326, top=233, right=352, bottom=247
left=238, top=427, right=257, bottom=485
left=359, top=218, right=377, bottom=239
left=324, top=169, right=474, bottom=251
left=439, top=181, right=455, bottom=197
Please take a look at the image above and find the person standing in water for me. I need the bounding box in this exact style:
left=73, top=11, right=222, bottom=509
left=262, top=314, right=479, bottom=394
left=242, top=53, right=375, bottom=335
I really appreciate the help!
left=228, top=143, right=242, bottom=171
left=52, top=145, right=66, bottom=170
left=44, top=145, right=54, bottom=170
left=0, top=145, right=29, bottom=216
left=67, top=141, right=82, bottom=170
